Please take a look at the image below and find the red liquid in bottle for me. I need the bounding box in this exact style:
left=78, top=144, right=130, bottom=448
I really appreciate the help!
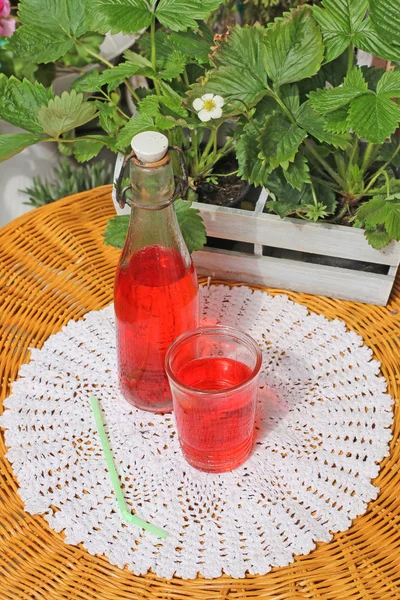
left=115, top=245, right=199, bottom=412
left=174, top=357, right=256, bottom=472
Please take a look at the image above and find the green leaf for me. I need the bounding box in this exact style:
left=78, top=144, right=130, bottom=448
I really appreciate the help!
left=312, top=0, right=368, bottom=63
left=259, top=113, right=307, bottom=166
left=308, top=67, right=369, bottom=114
left=100, top=61, right=155, bottom=92
left=370, top=0, right=400, bottom=48
left=282, top=154, right=311, bottom=190
left=124, top=50, right=155, bottom=70
left=303, top=202, right=330, bottom=221
left=369, top=179, right=400, bottom=197
left=71, top=69, right=103, bottom=93
left=360, top=66, right=385, bottom=91
left=348, top=164, right=364, bottom=195
left=169, top=30, right=212, bottom=64
left=126, top=46, right=186, bottom=81
left=138, top=95, right=187, bottom=123
left=259, top=114, right=307, bottom=170
left=375, top=139, right=400, bottom=167
left=74, top=138, right=106, bottom=162
left=159, top=49, right=187, bottom=80
left=160, top=81, right=184, bottom=104
left=19, top=0, right=88, bottom=36
left=104, top=201, right=206, bottom=253
left=280, top=84, right=300, bottom=114
left=311, top=0, right=400, bottom=63
left=116, top=114, right=155, bottom=148
left=137, top=96, right=161, bottom=117
left=265, top=6, right=324, bottom=86
left=138, top=31, right=175, bottom=65
left=175, top=199, right=207, bottom=252
left=196, top=67, right=267, bottom=107
left=265, top=170, right=304, bottom=217
left=37, top=90, right=98, bottom=138
left=86, top=0, right=152, bottom=34
left=324, top=107, right=350, bottom=134
left=383, top=199, right=400, bottom=239
left=211, top=25, right=265, bottom=71
left=10, top=27, right=75, bottom=65
left=202, top=26, right=268, bottom=105
left=266, top=198, right=301, bottom=218
left=103, top=215, right=129, bottom=249
left=346, top=66, right=369, bottom=89
left=269, top=173, right=336, bottom=217
left=236, top=123, right=271, bottom=186
left=88, top=0, right=222, bottom=34
left=159, top=95, right=188, bottom=119
left=10, top=0, right=88, bottom=63
left=0, top=75, right=54, bottom=133
left=357, top=199, right=387, bottom=226
left=357, top=197, right=390, bottom=226
left=354, top=19, right=400, bottom=62
left=348, top=94, right=400, bottom=143
left=253, top=96, right=281, bottom=124
left=357, top=195, right=400, bottom=240
left=311, top=181, right=337, bottom=214
left=135, top=95, right=187, bottom=134
left=376, top=70, right=400, bottom=97
left=364, top=226, right=392, bottom=249
left=96, top=103, right=120, bottom=136
left=296, top=101, right=350, bottom=148
left=297, top=51, right=348, bottom=99
left=154, top=115, right=176, bottom=131
left=155, top=0, right=223, bottom=32
left=0, top=133, right=44, bottom=162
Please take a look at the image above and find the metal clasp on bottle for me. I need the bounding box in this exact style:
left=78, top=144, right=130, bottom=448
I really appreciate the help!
left=115, top=146, right=188, bottom=211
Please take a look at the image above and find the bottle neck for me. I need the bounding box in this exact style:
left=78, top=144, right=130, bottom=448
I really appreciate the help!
left=130, top=156, right=175, bottom=208
left=120, top=154, right=191, bottom=269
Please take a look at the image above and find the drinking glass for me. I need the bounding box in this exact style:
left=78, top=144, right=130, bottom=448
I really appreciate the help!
left=165, top=326, right=262, bottom=472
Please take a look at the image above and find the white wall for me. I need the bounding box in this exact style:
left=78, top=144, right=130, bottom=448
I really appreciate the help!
left=0, top=122, right=60, bottom=228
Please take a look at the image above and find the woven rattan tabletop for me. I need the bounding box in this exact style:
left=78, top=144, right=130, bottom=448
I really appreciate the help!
left=0, top=185, right=399, bottom=599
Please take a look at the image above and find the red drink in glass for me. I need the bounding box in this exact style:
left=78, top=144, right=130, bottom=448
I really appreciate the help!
left=166, top=327, right=262, bottom=472
left=115, top=245, right=199, bottom=412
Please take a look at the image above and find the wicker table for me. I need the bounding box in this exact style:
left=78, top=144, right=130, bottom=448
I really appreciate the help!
left=0, top=185, right=399, bottom=600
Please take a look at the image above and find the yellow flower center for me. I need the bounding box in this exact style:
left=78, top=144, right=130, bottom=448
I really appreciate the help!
left=203, top=99, right=216, bottom=112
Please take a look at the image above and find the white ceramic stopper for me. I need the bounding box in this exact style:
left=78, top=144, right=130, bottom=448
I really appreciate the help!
left=131, top=131, right=169, bottom=163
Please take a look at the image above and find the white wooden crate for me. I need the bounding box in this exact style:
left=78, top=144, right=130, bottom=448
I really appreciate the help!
left=193, top=190, right=400, bottom=305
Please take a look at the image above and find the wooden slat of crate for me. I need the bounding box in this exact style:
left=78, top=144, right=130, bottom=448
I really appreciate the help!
left=194, top=248, right=396, bottom=305
left=194, top=203, right=400, bottom=267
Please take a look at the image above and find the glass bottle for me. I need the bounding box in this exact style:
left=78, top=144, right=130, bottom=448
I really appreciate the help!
left=114, top=132, right=199, bottom=413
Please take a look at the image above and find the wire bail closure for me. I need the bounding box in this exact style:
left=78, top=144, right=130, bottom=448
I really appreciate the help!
left=116, top=146, right=188, bottom=211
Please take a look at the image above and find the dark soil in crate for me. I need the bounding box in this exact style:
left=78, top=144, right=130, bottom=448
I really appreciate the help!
left=196, top=153, right=248, bottom=208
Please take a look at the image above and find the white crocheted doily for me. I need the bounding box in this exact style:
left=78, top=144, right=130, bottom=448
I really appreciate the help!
left=0, top=285, right=394, bottom=580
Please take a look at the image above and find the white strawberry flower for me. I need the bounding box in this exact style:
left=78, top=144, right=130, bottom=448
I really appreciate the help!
left=192, top=93, right=225, bottom=122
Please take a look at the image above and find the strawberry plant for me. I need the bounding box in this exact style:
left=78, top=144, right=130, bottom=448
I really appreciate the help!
left=2, top=0, right=400, bottom=250
left=194, top=0, right=400, bottom=248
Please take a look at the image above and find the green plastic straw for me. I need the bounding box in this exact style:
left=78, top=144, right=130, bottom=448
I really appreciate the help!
left=89, top=396, right=168, bottom=539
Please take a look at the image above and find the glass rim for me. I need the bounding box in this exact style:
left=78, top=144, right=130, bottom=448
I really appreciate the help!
left=165, top=325, right=263, bottom=397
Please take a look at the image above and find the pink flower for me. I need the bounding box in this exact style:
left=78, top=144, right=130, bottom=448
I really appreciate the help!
left=0, top=17, right=15, bottom=36
left=0, top=0, right=15, bottom=37
left=0, top=0, right=11, bottom=18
